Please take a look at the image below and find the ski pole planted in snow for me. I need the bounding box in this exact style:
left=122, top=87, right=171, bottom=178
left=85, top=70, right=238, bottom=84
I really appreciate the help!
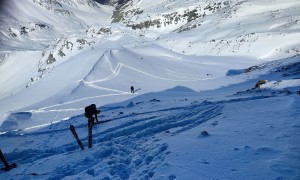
left=0, top=149, right=17, bottom=171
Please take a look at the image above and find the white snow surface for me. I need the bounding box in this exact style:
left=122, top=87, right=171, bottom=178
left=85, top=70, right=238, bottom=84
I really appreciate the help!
left=0, top=0, right=300, bottom=179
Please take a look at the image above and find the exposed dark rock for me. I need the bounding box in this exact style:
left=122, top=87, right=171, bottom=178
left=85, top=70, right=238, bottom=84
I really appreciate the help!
left=255, top=80, right=268, bottom=89
left=47, top=53, right=56, bottom=64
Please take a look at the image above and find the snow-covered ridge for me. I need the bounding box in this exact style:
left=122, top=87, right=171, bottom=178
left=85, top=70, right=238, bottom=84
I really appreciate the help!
left=0, top=0, right=112, bottom=50
left=0, top=0, right=113, bottom=97
left=0, top=0, right=299, bottom=122
left=0, top=56, right=299, bottom=179
left=0, top=0, right=300, bottom=179
left=109, top=0, right=300, bottom=60
left=112, top=0, right=230, bottom=32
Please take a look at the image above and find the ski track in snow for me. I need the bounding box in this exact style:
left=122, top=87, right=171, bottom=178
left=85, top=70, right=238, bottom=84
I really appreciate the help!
left=1, top=0, right=300, bottom=179
left=27, top=46, right=213, bottom=117
left=1, top=99, right=224, bottom=179
left=2, top=96, right=276, bottom=179
left=31, top=92, right=130, bottom=113
left=84, top=62, right=210, bottom=84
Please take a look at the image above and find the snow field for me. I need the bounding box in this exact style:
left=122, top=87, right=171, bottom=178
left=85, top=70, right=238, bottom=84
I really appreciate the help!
left=1, top=86, right=299, bottom=179
left=0, top=0, right=300, bottom=179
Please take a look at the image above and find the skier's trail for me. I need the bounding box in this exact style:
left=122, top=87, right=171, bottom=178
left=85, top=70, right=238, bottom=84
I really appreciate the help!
left=3, top=100, right=223, bottom=179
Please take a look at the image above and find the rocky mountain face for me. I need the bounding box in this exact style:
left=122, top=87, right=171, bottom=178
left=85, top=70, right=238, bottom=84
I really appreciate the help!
left=33, top=0, right=100, bottom=9
left=112, top=0, right=231, bottom=32
left=109, top=0, right=300, bottom=59
left=94, top=0, right=130, bottom=5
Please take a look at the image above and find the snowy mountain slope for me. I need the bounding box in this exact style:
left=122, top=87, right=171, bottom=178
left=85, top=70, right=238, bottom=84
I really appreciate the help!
left=0, top=43, right=256, bottom=132
left=0, top=0, right=112, bottom=49
left=113, top=0, right=300, bottom=59
left=0, top=0, right=113, bottom=114
left=0, top=0, right=300, bottom=179
left=0, top=56, right=299, bottom=179
left=1, top=0, right=299, bottom=123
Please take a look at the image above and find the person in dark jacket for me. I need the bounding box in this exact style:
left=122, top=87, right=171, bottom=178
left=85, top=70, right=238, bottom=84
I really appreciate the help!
left=130, top=86, right=134, bottom=93
left=85, top=104, right=100, bottom=125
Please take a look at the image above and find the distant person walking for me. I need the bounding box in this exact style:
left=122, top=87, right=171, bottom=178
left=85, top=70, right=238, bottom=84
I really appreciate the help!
left=130, top=86, right=135, bottom=94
